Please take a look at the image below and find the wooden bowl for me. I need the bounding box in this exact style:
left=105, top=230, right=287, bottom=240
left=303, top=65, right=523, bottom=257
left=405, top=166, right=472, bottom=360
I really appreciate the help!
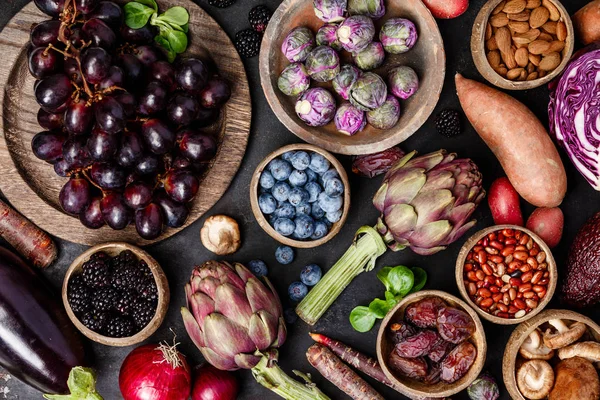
left=376, top=290, right=487, bottom=398
left=62, top=243, right=170, bottom=347
left=0, top=0, right=251, bottom=246
left=502, top=309, right=600, bottom=400
left=455, top=225, right=557, bottom=325
left=249, top=144, right=350, bottom=248
left=471, top=0, right=574, bottom=90
left=259, top=0, right=445, bottom=155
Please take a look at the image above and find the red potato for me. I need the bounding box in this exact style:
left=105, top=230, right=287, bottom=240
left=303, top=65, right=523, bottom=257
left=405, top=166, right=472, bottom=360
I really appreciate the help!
left=573, top=1, right=600, bottom=45
left=455, top=74, right=567, bottom=208
left=488, top=177, right=524, bottom=226
left=422, top=0, right=469, bottom=19
left=526, top=207, right=564, bottom=248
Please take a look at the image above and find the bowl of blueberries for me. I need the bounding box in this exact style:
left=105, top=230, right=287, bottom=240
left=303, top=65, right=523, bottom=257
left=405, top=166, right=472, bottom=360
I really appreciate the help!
left=250, top=144, right=350, bottom=248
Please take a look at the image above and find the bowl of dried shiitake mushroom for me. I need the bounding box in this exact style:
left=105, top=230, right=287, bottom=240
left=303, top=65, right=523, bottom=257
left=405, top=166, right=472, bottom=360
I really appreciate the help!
left=503, top=309, right=600, bottom=399
left=471, top=0, right=574, bottom=90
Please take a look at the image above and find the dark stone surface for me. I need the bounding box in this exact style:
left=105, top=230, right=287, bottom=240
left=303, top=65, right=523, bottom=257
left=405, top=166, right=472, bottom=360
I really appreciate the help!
left=0, top=0, right=595, bottom=398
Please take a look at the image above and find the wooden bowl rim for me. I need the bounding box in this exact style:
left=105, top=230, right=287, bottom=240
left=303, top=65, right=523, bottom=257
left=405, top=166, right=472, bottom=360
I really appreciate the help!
left=258, top=0, right=446, bottom=155
left=455, top=224, right=558, bottom=325
left=249, top=144, right=350, bottom=248
left=502, top=309, right=600, bottom=400
left=62, top=242, right=170, bottom=347
left=376, top=290, right=487, bottom=397
left=470, top=0, right=574, bottom=90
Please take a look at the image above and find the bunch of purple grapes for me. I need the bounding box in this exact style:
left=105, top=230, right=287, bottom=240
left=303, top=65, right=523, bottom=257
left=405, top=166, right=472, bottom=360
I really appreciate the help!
left=29, top=0, right=231, bottom=239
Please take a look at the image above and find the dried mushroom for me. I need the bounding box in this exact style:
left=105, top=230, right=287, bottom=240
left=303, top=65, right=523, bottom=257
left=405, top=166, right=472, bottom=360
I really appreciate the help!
left=549, top=356, right=600, bottom=400
left=558, top=341, right=600, bottom=363
left=200, top=215, right=241, bottom=255
left=520, top=329, right=555, bottom=360
left=543, top=320, right=587, bottom=349
left=517, top=359, right=554, bottom=400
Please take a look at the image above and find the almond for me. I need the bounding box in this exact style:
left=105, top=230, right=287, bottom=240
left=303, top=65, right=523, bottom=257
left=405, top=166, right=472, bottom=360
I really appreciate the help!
left=528, top=39, right=551, bottom=54
left=539, top=32, right=554, bottom=41
left=486, top=37, right=499, bottom=51
left=539, top=52, right=561, bottom=70
left=496, top=27, right=513, bottom=54
left=512, top=29, right=540, bottom=45
left=507, top=67, right=525, bottom=80
left=542, top=0, right=560, bottom=21
left=509, top=21, right=531, bottom=33
left=515, top=47, right=529, bottom=67
left=529, top=6, right=550, bottom=28
left=508, top=10, right=530, bottom=21
left=494, top=65, right=509, bottom=77
left=539, top=69, right=547, bottom=77
left=529, top=53, right=541, bottom=66
left=493, top=0, right=507, bottom=15
left=527, top=71, right=539, bottom=80
left=490, top=13, right=509, bottom=27
left=545, top=40, right=565, bottom=54
left=556, top=21, right=567, bottom=41
left=527, top=62, right=535, bottom=73
left=541, top=21, right=557, bottom=34
left=526, top=0, right=541, bottom=8
left=486, top=23, right=493, bottom=40
left=502, top=49, right=518, bottom=69
left=504, top=0, right=526, bottom=14
left=487, top=50, right=502, bottom=68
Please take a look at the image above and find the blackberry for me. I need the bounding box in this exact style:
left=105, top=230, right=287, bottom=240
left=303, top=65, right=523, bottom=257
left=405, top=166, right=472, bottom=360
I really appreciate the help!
left=111, top=250, right=137, bottom=269
left=435, top=109, right=462, bottom=137
left=113, top=290, right=137, bottom=316
left=81, top=311, right=109, bottom=332
left=207, top=0, right=236, bottom=8
left=249, top=6, right=271, bottom=33
left=136, top=276, right=158, bottom=303
left=111, top=264, right=143, bottom=290
left=91, top=287, right=119, bottom=312
left=234, top=29, right=262, bottom=58
left=131, top=299, right=156, bottom=329
left=82, top=258, right=111, bottom=288
left=67, top=275, right=92, bottom=315
left=105, top=316, right=135, bottom=338
left=89, top=251, right=110, bottom=262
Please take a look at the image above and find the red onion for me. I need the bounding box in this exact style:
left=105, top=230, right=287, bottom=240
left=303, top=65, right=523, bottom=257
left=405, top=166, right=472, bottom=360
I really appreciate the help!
left=192, top=364, right=239, bottom=400
left=119, top=342, right=191, bottom=400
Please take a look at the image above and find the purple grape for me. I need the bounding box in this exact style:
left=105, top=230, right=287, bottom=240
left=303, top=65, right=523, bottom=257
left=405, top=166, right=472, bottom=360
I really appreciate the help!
left=167, top=93, right=199, bottom=125
left=30, top=20, right=61, bottom=47
left=194, top=107, right=220, bottom=127
left=80, top=197, right=105, bottom=229
left=120, top=25, right=155, bottom=44
left=62, top=137, right=91, bottom=169
left=138, top=82, right=168, bottom=115
left=34, top=0, right=66, bottom=17
left=63, top=58, right=83, bottom=85
left=176, top=58, right=208, bottom=93
left=59, top=176, right=91, bottom=215
left=135, top=154, right=160, bottom=176
left=53, top=158, right=70, bottom=177
left=163, top=169, right=199, bottom=203
left=148, top=61, right=176, bottom=90
left=35, top=74, right=73, bottom=112
left=87, top=1, right=123, bottom=29
left=95, top=96, right=125, bottom=134
left=124, top=181, right=153, bottom=210
left=76, top=0, right=99, bottom=14
left=135, top=203, right=163, bottom=239
left=37, top=109, right=63, bottom=130
left=199, top=78, right=231, bottom=109
left=179, top=132, right=217, bottom=162
left=67, top=26, right=88, bottom=48
left=155, top=191, right=189, bottom=228
left=64, top=98, right=94, bottom=135
left=82, top=18, right=116, bottom=49
left=116, top=131, right=144, bottom=167
left=28, top=47, right=61, bottom=79
left=118, top=53, right=143, bottom=87
left=98, top=65, right=124, bottom=89
left=90, top=162, right=126, bottom=190
left=100, top=192, right=131, bottom=230
left=31, top=131, right=66, bottom=163
left=134, top=45, right=162, bottom=66
left=87, top=128, right=118, bottom=161
left=141, top=119, right=175, bottom=154
left=81, top=47, right=111, bottom=84
left=114, top=92, right=137, bottom=117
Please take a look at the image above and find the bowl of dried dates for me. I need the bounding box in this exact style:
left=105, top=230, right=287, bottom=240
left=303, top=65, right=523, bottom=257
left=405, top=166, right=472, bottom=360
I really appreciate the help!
left=376, top=290, right=487, bottom=398
left=456, top=225, right=557, bottom=325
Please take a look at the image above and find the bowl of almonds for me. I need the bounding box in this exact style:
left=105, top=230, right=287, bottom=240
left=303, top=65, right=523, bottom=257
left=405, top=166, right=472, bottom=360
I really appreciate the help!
left=471, top=0, right=574, bottom=90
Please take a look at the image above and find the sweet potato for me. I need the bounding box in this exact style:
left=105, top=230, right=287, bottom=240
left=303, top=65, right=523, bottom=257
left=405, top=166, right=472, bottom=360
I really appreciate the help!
left=455, top=74, right=566, bottom=207
left=488, top=177, right=524, bottom=226
left=526, top=207, right=564, bottom=248
left=573, top=1, right=600, bottom=45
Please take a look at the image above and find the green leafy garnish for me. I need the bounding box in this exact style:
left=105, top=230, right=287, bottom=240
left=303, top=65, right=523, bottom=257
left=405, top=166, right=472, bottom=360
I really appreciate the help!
left=349, top=266, right=427, bottom=333
left=123, top=0, right=190, bottom=62
left=43, top=367, right=103, bottom=400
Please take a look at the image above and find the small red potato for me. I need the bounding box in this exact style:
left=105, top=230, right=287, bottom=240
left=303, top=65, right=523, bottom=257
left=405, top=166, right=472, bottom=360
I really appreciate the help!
left=488, top=177, right=524, bottom=226
left=526, top=207, right=564, bottom=248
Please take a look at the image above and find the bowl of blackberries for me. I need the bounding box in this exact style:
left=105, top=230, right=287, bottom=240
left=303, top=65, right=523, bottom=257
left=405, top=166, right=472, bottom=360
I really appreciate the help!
left=63, top=242, right=169, bottom=346
left=250, top=143, right=350, bottom=248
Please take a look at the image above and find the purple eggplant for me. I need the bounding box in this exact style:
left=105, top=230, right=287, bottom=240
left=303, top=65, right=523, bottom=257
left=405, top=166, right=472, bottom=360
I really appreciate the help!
left=0, top=247, right=85, bottom=394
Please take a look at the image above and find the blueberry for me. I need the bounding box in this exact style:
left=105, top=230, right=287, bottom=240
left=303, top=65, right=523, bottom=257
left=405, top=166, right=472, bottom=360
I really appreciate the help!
left=288, top=187, right=310, bottom=207
left=291, top=151, right=310, bottom=170
left=284, top=307, right=298, bottom=324
left=272, top=181, right=291, bottom=202
left=274, top=217, right=295, bottom=236
left=296, top=203, right=311, bottom=215
left=325, top=177, right=344, bottom=197
left=275, top=245, right=295, bottom=265
left=258, top=193, right=277, bottom=214
left=309, top=153, right=330, bottom=173
left=288, top=281, right=308, bottom=302
left=311, top=220, right=329, bottom=239
left=311, top=202, right=325, bottom=219
left=289, top=169, right=308, bottom=187
left=318, top=192, right=343, bottom=213
left=305, top=181, right=322, bottom=203
left=306, top=168, right=318, bottom=182
left=281, top=151, right=295, bottom=162
left=259, top=170, right=275, bottom=189
left=269, top=159, right=292, bottom=181
left=320, top=168, right=339, bottom=185
left=274, top=201, right=295, bottom=219
left=326, top=209, right=343, bottom=223
left=294, top=214, right=315, bottom=239
left=248, top=260, right=268, bottom=277
left=300, top=264, right=322, bottom=286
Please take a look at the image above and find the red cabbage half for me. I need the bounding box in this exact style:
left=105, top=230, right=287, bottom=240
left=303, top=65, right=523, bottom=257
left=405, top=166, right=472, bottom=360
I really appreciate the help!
left=549, top=45, right=600, bottom=189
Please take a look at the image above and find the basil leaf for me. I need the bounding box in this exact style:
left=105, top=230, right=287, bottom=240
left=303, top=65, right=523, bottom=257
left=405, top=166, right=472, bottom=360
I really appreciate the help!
left=409, top=267, right=427, bottom=294
left=159, top=6, right=189, bottom=27
left=387, top=265, right=414, bottom=297
left=166, top=29, right=188, bottom=54
left=155, top=35, right=176, bottom=62
left=350, top=306, right=377, bottom=333
left=377, top=266, right=393, bottom=291
left=124, top=2, right=154, bottom=29
left=135, top=0, right=158, bottom=11
left=368, top=298, right=390, bottom=318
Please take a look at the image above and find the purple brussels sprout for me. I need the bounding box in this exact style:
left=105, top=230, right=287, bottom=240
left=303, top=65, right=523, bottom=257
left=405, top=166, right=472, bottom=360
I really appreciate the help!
left=281, top=27, right=315, bottom=63
left=348, top=72, right=387, bottom=111
left=316, top=24, right=342, bottom=51
left=313, top=0, right=347, bottom=23
left=467, top=372, right=500, bottom=400
left=380, top=18, right=418, bottom=54
left=278, top=63, right=310, bottom=96
left=295, top=88, right=336, bottom=126
left=366, top=94, right=400, bottom=129
left=336, top=15, right=375, bottom=53
left=388, top=66, right=419, bottom=99
left=353, top=42, right=385, bottom=70
left=305, top=46, right=340, bottom=82
left=347, top=0, right=385, bottom=19
left=332, top=64, right=362, bottom=100
left=335, top=102, right=366, bottom=135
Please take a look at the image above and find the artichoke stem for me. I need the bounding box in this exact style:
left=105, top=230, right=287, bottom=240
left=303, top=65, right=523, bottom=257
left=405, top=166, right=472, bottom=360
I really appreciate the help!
left=252, top=353, right=330, bottom=400
left=295, top=226, right=387, bottom=325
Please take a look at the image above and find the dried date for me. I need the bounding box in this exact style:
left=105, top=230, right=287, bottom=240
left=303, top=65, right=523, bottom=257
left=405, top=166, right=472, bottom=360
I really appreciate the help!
left=436, top=307, right=476, bottom=344
left=389, top=321, right=416, bottom=344
left=424, top=362, right=441, bottom=384
left=428, top=340, right=455, bottom=363
left=406, top=297, right=448, bottom=328
left=394, top=330, right=440, bottom=358
left=440, top=342, right=477, bottom=383
left=388, top=353, right=428, bottom=380
left=351, top=147, right=405, bottom=178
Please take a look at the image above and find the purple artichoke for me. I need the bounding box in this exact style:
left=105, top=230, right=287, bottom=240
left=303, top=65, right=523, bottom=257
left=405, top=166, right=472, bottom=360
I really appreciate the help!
left=336, top=15, right=375, bottom=53
left=278, top=63, right=310, bottom=96
left=353, top=41, right=385, bottom=70
left=388, top=66, right=419, bottom=100
left=349, top=72, right=387, bottom=111
left=335, top=102, right=366, bottom=135
left=313, top=0, right=347, bottom=23
left=305, top=45, right=340, bottom=82
left=332, top=64, right=362, bottom=100
left=316, top=24, right=342, bottom=51
left=380, top=18, right=418, bottom=54
left=347, top=0, right=385, bottom=19
left=281, top=27, right=315, bottom=63
left=295, top=88, right=336, bottom=126
left=367, top=94, right=400, bottom=129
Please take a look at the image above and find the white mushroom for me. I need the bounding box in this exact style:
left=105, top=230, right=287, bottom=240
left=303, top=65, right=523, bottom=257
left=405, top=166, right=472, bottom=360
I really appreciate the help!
left=517, top=360, right=555, bottom=400
left=520, top=329, right=555, bottom=360
left=543, top=320, right=587, bottom=350
left=200, top=215, right=241, bottom=255
left=558, top=341, right=600, bottom=363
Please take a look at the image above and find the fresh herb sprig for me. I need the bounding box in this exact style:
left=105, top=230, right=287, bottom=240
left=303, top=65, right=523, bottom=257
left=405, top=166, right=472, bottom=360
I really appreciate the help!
left=124, top=0, right=189, bottom=62
left=349, top=266, right=427, bottom=333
